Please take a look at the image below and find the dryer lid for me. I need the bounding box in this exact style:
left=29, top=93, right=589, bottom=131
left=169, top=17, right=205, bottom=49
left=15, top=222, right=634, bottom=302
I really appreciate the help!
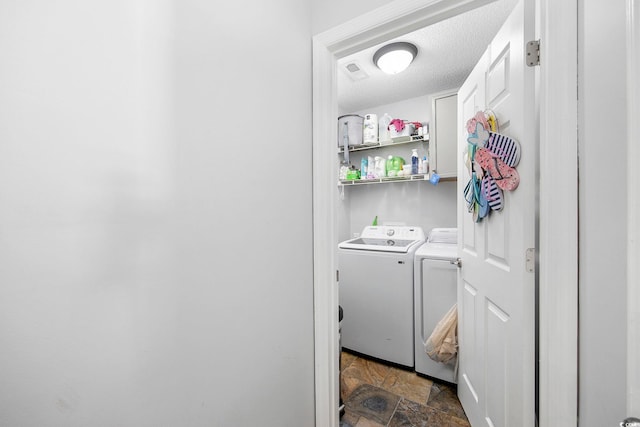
left=427, top=228, right=458, bottom=244
left=414, top=241, right=458, bottom=261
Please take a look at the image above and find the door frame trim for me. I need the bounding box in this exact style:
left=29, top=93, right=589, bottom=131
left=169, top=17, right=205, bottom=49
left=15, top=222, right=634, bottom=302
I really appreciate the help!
left=311, top=1, right=579, bottom=425
left=537, top=0, right=579, bottom=424
left=627, top=0, right=640, bottom=416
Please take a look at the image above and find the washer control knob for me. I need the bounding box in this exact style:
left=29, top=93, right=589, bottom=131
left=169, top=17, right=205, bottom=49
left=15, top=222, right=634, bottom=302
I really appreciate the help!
left=386, top=229, right=395, bottom=236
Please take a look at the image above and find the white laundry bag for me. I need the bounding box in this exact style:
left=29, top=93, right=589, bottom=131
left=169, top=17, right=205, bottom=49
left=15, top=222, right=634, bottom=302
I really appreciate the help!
left=424, top=303, right=458, bottom=365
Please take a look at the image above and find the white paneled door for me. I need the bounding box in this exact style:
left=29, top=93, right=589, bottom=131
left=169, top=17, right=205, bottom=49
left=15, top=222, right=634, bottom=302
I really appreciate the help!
left=456, top=1, right=536, bottom=426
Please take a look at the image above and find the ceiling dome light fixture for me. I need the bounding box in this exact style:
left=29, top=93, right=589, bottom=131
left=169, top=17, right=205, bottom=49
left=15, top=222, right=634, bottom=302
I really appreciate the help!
left=373, top=42, right=418, bottom=75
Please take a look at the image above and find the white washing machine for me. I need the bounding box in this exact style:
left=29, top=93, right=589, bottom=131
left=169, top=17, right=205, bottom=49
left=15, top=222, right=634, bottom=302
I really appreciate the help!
left=414, top=228, right=459, bottom=383
left=338, top=225, right=425, bottom=367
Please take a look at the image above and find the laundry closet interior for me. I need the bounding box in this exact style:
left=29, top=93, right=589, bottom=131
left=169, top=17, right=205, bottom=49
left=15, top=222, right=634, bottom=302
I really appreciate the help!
left=335, top=0, right=519, bottom=411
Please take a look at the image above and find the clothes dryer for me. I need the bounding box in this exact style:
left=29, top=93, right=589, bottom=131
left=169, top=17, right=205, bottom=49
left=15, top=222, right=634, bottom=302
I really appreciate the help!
left=414, top=228, right=459, bottom=383
left=338, top=225, right=425, bottom=367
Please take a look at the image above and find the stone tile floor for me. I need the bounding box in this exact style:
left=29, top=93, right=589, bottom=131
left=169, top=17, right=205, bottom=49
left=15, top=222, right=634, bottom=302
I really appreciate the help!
left=340, top=351, right=471, bottom=427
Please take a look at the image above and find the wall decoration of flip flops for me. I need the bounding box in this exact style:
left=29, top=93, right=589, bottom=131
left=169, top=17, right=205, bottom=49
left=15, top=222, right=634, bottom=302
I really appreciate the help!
left=463, top=111, right=521, bottom=222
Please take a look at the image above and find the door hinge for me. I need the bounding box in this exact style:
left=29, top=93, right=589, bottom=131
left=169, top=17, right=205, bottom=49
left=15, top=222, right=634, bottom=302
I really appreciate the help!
left=525, top=248, right=536, bottom=273
left=526, top=40, right=540, bottom=67
left=336, top=269, right=339, bottom=282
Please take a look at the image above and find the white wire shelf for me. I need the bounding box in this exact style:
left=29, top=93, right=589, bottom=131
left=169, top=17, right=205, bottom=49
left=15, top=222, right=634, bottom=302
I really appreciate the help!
left=338, top=173, right=430, bottom=186
left=337, top=135, right=428, bottom=153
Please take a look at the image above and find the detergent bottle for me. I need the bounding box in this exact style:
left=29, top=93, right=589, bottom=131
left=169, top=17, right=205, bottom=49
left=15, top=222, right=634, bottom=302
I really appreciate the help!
left=386, top=155, right=404, bottom=177
left=411, top=149, right=419, bottom=175
left=360, top=157, right=368, bottom=179
left=374, top=156, right=386, bottom=178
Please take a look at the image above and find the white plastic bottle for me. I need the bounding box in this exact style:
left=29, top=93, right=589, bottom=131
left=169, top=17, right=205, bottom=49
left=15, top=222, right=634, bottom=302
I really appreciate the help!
left=363, top=114, right=378, bottom=143
left=374, top=156, right=386, bottom=178
left=422, top=155, right=429, bottom=175
left=411, top=149, right=419, bottom=175
left=379, top=113, right=392, bottom=142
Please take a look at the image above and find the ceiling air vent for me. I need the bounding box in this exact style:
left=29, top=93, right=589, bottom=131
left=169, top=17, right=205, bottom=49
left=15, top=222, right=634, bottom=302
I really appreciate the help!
left=346, top=63, right=360, bottom=72
left=343, top=61, right=369, bottom=81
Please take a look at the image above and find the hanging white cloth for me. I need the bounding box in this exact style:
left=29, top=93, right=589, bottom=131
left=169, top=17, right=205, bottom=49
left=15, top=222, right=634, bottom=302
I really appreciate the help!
left=424, top=303, right=458, bottom=365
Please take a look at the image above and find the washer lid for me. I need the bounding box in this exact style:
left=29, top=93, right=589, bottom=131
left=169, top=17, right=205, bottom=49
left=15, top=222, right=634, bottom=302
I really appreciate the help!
left=359, top=225, right=425, bottom=240
left=339, top=225, right=426, bottom=253
left=414, top=241, right=458, bottom=261
left=338, top=236, right=423, bottom=253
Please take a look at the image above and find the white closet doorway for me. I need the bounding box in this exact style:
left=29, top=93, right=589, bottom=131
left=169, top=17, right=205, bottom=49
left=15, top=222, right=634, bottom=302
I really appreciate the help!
left=311, top=1, right=578, bottom=426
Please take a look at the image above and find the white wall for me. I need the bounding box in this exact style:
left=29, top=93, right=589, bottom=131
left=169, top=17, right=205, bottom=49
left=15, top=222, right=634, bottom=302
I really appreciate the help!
left=342, top=181, right=457, bottom=239
left=579, top=0, right=628, bottom=425
left=0, top=1, right=315, bottom=426
left=341, top=94, right=431, bottom=120
left=312, top=0, right=395, bottom=35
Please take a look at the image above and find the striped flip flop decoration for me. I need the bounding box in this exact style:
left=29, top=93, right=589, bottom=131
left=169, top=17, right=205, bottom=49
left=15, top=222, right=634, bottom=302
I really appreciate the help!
left=481, top=174, right=504, bottom=211
left=485, top=132, right=521, bottom=167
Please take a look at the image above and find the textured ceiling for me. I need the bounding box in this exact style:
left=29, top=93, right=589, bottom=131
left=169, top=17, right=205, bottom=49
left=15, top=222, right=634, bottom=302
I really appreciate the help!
left=337, top=0, right=519, bottom=113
